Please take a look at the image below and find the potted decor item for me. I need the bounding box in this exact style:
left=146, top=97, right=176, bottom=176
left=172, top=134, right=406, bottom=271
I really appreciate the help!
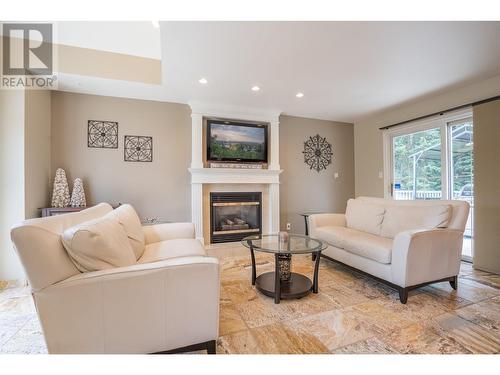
left=70, top=178, right=87, bottom=207
left=51, top=168, right=71, bottom=208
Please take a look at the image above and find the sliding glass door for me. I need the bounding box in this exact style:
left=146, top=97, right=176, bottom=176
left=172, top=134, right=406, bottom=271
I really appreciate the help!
left=385, top=110, right=474, bottom=260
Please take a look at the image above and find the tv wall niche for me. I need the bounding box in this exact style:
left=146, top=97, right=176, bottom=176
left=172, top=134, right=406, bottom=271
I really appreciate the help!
left=206, top=119, right=268, bottom=164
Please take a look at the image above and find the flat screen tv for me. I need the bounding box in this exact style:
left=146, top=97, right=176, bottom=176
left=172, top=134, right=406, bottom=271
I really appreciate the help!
left=207, top=120, right=268, bottom=163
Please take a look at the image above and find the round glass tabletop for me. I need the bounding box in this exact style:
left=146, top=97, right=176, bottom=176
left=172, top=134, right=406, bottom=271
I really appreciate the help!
left=241, top=233, right=326, bottom=254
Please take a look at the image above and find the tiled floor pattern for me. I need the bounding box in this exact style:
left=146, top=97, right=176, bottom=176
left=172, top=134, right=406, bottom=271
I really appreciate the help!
left=1, top=246, right=499, bottom=354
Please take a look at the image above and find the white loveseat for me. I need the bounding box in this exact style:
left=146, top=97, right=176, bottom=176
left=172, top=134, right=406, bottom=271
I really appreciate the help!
left=10, top=203, right=220, bottom=354
left=309, top=197, right=469, bottom=303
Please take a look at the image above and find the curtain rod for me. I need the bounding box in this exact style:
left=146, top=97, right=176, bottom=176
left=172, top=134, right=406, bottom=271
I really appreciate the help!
left=379, top=94, right=500, bottom=130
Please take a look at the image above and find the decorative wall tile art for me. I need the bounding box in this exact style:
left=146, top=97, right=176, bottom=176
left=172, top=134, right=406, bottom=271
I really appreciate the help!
left=124, top=135, right=153, bottom=162
left=87, top=120, right=119, bottom=148
left=303, top=134, right=333, bottom=172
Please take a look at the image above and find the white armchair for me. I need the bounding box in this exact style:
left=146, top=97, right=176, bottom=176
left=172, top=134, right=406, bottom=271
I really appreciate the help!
left=309, top=197, right=469, bottom=303
left=11, top=203, right=220, bottom=354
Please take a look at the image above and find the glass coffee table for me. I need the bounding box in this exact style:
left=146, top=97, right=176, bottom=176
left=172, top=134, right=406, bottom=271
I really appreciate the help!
left=242, top=233, right=326, bottom=304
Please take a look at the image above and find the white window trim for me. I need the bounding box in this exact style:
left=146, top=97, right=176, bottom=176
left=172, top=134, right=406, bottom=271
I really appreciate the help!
left=382, top=107, right=472, bottom=198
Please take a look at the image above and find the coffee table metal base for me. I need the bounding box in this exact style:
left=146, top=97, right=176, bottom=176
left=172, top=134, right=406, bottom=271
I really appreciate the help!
left=244, top=234, right=324, bottom=304
left=255, top=272, right=313, bottom=302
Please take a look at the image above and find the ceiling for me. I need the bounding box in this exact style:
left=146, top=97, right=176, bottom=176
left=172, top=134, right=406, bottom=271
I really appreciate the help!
left=56, top=21, right=500, bottom=123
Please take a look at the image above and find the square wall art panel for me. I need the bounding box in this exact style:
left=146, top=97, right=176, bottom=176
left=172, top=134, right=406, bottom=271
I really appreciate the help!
left=124, top=135, right=153, bottom=162
left=87, top=120, right=119, bottom=148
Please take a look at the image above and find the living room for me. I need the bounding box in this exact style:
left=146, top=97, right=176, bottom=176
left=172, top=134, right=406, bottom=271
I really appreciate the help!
left=1, top=1, right=500, bottom=372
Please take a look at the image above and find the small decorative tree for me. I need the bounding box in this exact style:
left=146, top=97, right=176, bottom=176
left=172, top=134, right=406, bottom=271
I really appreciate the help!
left=70, top=178, right=87, bottom=207
left=51, top=168, right=70, bottom=208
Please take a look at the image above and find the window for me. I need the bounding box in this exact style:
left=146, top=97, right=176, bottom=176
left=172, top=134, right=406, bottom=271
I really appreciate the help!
left=383, top=108, right=474, bottom=261
left=392, top=127, right=442, bottom=200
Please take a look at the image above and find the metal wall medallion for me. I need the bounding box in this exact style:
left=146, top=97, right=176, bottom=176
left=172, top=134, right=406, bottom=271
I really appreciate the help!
left=303, top=134, right=333, bottom=172
left=87, top=120, right=118, bottom=148
left=124, top=135, right=153, bottom=162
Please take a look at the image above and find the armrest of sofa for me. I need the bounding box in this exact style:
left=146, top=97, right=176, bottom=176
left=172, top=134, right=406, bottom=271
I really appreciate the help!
left=56, top=256, right=217, bottom=285
left=308, top=213, right=346, bottom=236
left=34, top=256, right=220, bottom=353
left=391, top=228, right=464, bottom=288
left=143, top=222, right=195, bottom=244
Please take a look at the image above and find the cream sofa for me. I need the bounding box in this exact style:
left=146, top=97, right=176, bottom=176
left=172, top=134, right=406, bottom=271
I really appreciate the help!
left=10, top=203, right=220, bottom=354
left=309, top=197, right=469, bottom=303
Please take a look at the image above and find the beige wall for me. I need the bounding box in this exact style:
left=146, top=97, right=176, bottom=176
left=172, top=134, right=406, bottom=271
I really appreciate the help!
left=24, top=90, right=51, bottom=219
left=4, top=91, right=358, bottom=276
left=0, top=89, right=26, bottom=280
left=354, top=74, right=500, bottom=197
left=473, top=99, right=500, bottom=274
left=51, top=92, right=192, bottom=222
left=50, top=94, right=356, bottom=236
left=279, top=115, right=354, bottom=233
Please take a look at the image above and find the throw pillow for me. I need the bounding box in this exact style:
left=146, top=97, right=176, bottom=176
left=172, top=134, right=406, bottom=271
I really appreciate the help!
left=345, top=199, right=385, bottom=236
left=381, top=204, right=451, bottom=238
left=106, top=204, right=146, bottom=260
left=61, top=216, right=136, bottom=272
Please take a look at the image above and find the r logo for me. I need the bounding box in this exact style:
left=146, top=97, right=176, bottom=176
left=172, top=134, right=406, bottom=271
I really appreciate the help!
left=2, top=23, right=53, bottom=76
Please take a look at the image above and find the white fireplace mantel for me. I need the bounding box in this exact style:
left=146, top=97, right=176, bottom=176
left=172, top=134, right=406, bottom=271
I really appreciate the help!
left=189, top=168, right=282, bottom=184
left=188, top=103, right=282, bottom=243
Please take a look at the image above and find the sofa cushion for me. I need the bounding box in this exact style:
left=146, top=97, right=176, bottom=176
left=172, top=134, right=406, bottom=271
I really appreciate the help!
left=345, top=199, right=385, bottom=236
left=314, top=226, right=353, bottom=249
left=137, top=239, right=206, bottom=264
left=342, top=231, right=393, bottom=264
left=381, top=204, right=452, bottom=239
left=107, top=204, right=145, bottom=260
left=61, top=216, right=137, bottom=272
left=314, top=226, right=392, bottom=264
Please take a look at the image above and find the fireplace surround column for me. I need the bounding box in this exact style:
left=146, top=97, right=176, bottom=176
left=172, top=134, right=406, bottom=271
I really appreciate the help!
left=191, top=183, right=203, bottom=241
left=269, top=183, right=280, bottom=233
left=191, top=113, right=203, bottom=169
left=268, top=120, right=280, bottom=170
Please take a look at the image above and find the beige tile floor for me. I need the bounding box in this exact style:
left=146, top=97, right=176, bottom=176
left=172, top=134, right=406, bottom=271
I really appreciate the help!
left=1, top=245, right=499, bottom=354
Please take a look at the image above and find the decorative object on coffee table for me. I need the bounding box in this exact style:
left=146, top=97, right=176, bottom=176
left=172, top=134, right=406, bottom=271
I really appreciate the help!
left=124, top=135, right=153, bottom=162
left=303, top=134, right=333, bottom=172
left=51, top=168, right=71, bottom=208
left=70, top=178, right=87, bottom=207
left=242, top=234, right=326, bottom=304
left=87, top=120, right=118, bottom=148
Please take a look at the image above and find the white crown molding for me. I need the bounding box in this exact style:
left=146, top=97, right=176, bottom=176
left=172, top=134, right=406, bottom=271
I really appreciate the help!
left=188, top=101, right=281, bottom=123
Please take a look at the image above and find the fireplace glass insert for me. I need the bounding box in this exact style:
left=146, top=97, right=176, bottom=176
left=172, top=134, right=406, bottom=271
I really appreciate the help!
left=210, top=192, right=262, bottom=243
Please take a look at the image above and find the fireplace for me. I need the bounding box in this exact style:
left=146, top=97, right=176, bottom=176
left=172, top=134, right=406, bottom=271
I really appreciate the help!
left=210, top=192, right=262, bottom=244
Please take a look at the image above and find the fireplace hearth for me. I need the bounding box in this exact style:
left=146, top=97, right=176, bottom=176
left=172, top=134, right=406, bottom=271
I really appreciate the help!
left=210, top=192, right=262, bottom=244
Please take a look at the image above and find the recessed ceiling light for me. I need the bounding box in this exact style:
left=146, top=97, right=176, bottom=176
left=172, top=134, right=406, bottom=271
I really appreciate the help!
left=151, top=21, right=160, bottom=28
left=251, top=86, right=260, bottom=92
left=296, top=92, right=304, bottom=98
left=198, top=78, right=208, bottom=84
